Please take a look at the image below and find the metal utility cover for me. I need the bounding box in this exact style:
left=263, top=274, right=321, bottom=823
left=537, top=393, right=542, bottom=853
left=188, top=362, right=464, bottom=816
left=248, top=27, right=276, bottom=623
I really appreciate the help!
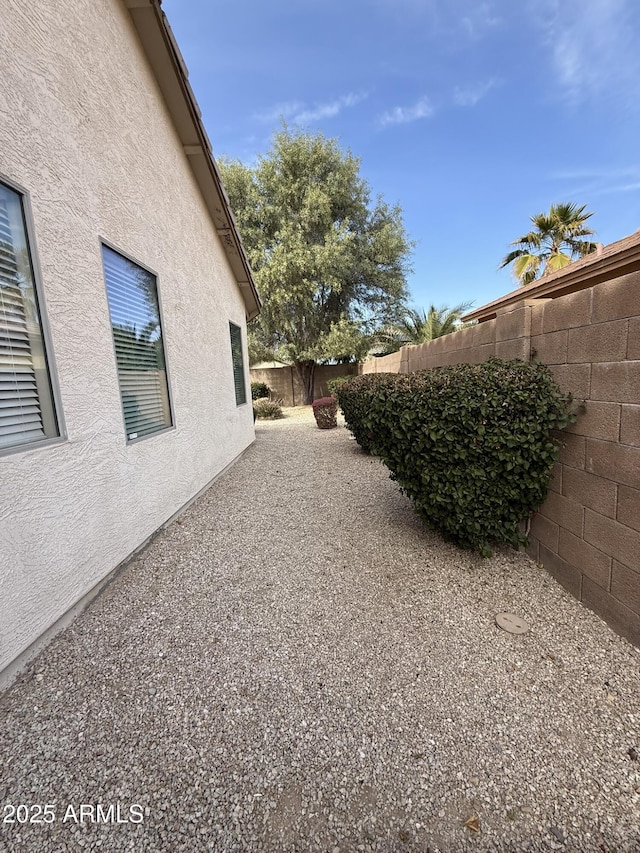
left=495, top=612, right=530, bottom=634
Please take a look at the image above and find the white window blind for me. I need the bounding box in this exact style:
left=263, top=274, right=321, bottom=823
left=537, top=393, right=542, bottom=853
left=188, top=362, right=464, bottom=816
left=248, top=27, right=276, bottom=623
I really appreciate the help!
left=0, top=183, right=58, bottom=451
left=102, top=245, right=172, bottom=441
left=229, top=322, right=247, bottom=406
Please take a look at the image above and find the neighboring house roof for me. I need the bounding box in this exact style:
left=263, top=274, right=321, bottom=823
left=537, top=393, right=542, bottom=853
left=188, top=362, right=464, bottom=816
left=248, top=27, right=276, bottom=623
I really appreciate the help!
left=464, top=228, right=640, bottom=323
left=124, top=0, right=261, bottom=320
left=250, top=361, right=289, bottom=370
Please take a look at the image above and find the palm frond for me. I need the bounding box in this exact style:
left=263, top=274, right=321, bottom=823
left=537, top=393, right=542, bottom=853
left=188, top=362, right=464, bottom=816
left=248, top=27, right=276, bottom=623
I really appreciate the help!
left=512, top=253, right=541, bottom=284
left=566, top=239, right=598, bottom=257
left=393, top=301, right=475, bottom=343
left=508, top=231, right=543, bottom=251
left=544, top=252, right=573, bottom=274
left=499, top=248, right=529, bottom=269
left=501, top=201, right=596, bottom=285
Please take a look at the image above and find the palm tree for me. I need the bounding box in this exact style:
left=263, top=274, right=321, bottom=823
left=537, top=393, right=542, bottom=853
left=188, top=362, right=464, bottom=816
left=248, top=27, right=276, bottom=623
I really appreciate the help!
left=500, top=202, right=598, bottom=286
left=375, top=302, right=474, bottom=353
left=397, top=303, right=475, bottom=343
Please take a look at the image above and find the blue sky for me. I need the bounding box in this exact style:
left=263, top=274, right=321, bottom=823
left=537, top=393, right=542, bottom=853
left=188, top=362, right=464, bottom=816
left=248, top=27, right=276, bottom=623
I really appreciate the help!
left=163, top=0, right=640, bottom=314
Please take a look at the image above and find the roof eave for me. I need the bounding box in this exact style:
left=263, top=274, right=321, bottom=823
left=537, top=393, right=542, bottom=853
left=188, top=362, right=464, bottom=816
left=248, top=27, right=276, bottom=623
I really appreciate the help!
left=463, top=236, right=640, bottom=323
left=123, top=0, right=261, bottom=320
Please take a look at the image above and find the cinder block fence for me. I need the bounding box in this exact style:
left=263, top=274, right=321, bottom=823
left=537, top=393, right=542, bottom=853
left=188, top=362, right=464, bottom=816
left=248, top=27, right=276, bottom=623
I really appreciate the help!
left=249, top=363, right=360, bottom=407
left=363, top=232, right=640, bottom=646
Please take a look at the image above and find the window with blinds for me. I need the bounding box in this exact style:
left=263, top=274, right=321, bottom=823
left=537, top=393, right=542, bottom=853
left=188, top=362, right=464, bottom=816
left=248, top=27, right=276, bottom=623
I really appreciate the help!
left=102, top=245, right=172, bottom=441
left=229, top=322, right=247, bottom=406
left=0, top=181, right=59, bottom=452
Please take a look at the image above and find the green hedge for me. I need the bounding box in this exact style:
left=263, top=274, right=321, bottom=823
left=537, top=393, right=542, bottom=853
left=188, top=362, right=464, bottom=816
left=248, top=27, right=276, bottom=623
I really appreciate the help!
left=333, top=373, right=399, bottom=453
left=326, top=375, right=353, bottom=397
left=336, top=360, right=576, bottom=554
left=251, top=381, right=271, bottom=400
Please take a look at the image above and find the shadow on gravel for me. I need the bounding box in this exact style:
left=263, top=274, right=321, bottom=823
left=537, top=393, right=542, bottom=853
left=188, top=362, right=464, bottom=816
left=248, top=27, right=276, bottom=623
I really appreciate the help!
left=1, top=410, right=639, bottom=853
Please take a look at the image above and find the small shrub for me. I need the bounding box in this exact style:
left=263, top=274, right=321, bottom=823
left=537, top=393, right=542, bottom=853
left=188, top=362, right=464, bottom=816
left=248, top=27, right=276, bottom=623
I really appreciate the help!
left=312, top=396, right=338, bottom=429
left=326, top=375, right=353, bottom=397
left=337, top=359, right=577, bottom=554
left=251, top=381, right=271, bottom=400
left=253, top=397, right=283, bottom=419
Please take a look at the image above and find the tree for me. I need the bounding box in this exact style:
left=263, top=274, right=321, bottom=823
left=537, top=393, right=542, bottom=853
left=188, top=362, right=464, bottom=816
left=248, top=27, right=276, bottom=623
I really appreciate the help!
left=396, top=303, right=475, bottom=343
left=500, top=202, right=598, bottom=286
left=220, top=127, right=413, bottom=403
left=375, top=302, right=474, bottom=353
left=246, top=329, right=277, bottom=366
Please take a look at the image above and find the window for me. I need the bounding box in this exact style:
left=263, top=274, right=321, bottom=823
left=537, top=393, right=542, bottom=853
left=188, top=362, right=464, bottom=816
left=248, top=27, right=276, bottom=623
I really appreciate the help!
left=229, top=322, right=247, bottom=405
left=0, top=181, right=59, bottom=452
left=102, top=244, right=172, bottom=441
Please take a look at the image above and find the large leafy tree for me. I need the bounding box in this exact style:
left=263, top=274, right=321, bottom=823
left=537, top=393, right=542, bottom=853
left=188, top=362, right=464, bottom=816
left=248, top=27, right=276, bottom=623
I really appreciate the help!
left=375, top=302, right=474, bottom=353
left=500, top=202, right=598, bottom=286
left=220, top=127, right=413, bottom=403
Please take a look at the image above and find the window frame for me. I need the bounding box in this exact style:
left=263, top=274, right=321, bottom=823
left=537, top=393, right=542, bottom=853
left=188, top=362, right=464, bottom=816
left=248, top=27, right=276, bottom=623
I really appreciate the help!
left=100, top=238, right=175, bottom=445
left=0, top=174, right=66, bottom=457
left=229, top=321, right=248, bottom=406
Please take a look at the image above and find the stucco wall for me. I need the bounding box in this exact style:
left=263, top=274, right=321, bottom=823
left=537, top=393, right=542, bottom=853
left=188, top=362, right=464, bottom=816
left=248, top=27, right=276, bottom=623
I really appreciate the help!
left=0, top=0, right=254, bottom=677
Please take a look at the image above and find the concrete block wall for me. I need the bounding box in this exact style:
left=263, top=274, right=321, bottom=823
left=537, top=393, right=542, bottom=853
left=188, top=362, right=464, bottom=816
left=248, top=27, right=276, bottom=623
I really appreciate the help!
left=361, top=350, right=406, bottom=374
left=361, top=272, right=640, bottom=646
left=362, top=303, right=531, bottom=374
left=526, top=273, right=640, bottom=646
left=249, top=367, right=297, bottom=406
left=249, top=363, right=360, bottom=407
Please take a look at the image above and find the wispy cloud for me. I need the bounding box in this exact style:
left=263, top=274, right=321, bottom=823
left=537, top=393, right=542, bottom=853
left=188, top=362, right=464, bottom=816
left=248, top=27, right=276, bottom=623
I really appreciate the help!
left=453, top=78, right=499, bottom=107
left=378, top=96, right=434, bottom=128
left=550, top=165, right=640, bottom=196
left=293, top=92, right=367, bottom=124
left=535, top=0, right=640, bottom=105
left=607, top=182, right=640, bottom=193
left=461, top=2, right=500, bottom=38
left=374, top=0, right=500, bottom=40
left=255, top=93, right=367, bottom=125
left=254, top=101, right=304, bottom=123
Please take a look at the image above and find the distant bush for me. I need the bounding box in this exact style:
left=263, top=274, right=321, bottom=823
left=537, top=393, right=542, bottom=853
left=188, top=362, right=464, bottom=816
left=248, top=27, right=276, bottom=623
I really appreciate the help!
left=253, top=397, right=283, bottom=419
left=326, top=375, right=353, bottom=397
left=336, top=360, right=576, bottom=554
left=251, top=381, right=271, bottom=400
left=312, top=396, right=338, bottom=429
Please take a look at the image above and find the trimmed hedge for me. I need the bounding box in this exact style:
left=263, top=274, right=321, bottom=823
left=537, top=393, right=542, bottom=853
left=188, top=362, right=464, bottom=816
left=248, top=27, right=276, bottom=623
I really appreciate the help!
left=335, top=360, right=576, bottom=554
left=332, top=373, right=399, bottom=453
left=326, top=375, right=353, bottom=397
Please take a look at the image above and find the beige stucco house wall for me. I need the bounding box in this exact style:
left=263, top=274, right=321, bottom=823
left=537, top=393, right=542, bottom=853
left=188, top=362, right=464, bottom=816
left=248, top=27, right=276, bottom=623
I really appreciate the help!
left=0, top=0, right=260, bottom=685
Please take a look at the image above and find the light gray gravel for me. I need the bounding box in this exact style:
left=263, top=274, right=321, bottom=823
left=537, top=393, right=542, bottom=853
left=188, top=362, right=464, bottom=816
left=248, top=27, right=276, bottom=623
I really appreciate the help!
left=1, top=406, right=639, bottom=853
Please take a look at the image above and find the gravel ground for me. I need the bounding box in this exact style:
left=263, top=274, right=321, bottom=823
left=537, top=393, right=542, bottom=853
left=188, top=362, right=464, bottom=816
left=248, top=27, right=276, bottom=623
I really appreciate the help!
left=1, top=406, right=639, bottom=853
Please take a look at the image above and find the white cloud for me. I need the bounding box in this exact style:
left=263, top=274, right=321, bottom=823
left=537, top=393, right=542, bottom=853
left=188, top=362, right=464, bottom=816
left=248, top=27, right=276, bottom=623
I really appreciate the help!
left=378, top=96, right=434, bottom=128
left=551, top=165, right=640, bottom=197
left=374, top=0, right=500, bottom=39
left=611, top=182, right=640, bottom=193
left=535, top=0, right=640, bottom=105
left=461, top=2, right=500, bottom=38
left=292, top=92, right=367, bottom=124
left=453, top=78, right=499, bottom=107
left=254, top=101, right=304, bottom=123
left=255, top=93, right=367, bottom=125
